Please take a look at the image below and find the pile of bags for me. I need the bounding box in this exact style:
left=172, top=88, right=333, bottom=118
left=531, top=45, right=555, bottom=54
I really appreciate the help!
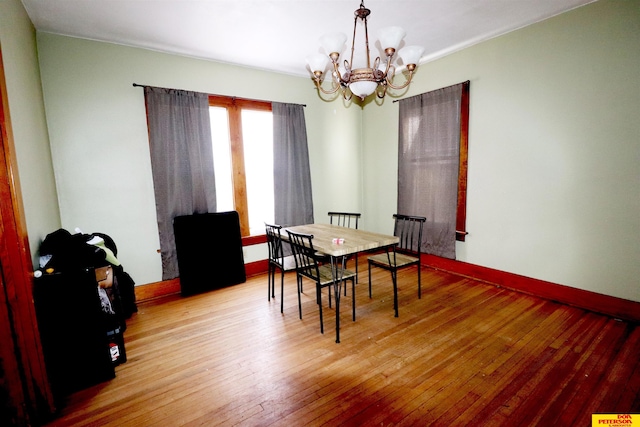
left=38, top=228, right=137, bottom=318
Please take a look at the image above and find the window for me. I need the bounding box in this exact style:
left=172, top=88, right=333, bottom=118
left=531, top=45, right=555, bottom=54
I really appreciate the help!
left=397, top=81, right=469, bottom=259
left=209, top=95, right=273, bottom=236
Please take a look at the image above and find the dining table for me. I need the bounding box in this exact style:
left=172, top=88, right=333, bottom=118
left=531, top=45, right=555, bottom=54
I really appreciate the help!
left=284, top=223, right=399, bottom=343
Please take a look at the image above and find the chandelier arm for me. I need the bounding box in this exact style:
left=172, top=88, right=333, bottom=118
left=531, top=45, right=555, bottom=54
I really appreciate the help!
left=384, top=63, right=396, bottom=81
left=342, top=87, right=352, bottom=101
left=331, top=62, right=346, bottom=86
left=314, top=77, right=342, bottom=95
left=376, top=84, right=388, bottom=99
left=386, top=70, right=414, bottom=90
left=382, top=55, right=393, bottom=76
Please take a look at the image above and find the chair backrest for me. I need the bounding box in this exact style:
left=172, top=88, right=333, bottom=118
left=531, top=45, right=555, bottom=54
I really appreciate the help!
left=328, top=212, right=361, bottom=229
left=393, top=214, right=426, bottom=255
left=265, top=223, right=285, bottom=262
left=286, top=230, right=320, bottom=282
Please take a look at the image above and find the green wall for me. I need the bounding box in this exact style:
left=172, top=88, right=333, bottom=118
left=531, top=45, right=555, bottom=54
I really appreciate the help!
left=3, top=0, right=639, bottom=303
left=0, top=0, right=61, bottom=265
left=363, top=0, right=640, bottom=302
left=36, top=33, right=362, bottom=285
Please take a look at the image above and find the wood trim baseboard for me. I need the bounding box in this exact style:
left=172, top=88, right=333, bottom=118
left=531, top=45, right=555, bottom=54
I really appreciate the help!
left=245, top=259, right=268, bottom=278
left=136, top=252, right=639, bottom=324
left=242, top=234, right=267, bottom=246
left=135, top=260, right=270, bottom=303
left=421, top=254, right=640, bottom=324
left=135, top=278, right=181, bottom=302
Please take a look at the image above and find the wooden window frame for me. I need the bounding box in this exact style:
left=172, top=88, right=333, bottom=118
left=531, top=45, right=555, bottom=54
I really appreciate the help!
left=208, top=95, right=272, bottom=237
left=456, top=81, right=470, bottom=242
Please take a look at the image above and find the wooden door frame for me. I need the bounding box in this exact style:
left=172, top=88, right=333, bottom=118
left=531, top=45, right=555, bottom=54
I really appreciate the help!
left=0, top=46, right=55, bottom=424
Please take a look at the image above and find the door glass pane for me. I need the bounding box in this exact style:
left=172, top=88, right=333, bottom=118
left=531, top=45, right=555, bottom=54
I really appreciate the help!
left=242, top=109, right=274, bottom=235
left=209, top=107, right=234, bottom=212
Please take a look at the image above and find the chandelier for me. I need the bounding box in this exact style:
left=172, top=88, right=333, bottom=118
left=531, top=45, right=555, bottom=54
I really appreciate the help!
left=306, top=0, right=424, bottom=101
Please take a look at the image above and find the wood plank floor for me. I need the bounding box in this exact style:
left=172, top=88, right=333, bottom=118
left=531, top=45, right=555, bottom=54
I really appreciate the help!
left=44, top=261, right=640, bottom=426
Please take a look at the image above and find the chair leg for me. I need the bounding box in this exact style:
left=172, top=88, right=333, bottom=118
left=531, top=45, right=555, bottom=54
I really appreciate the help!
left=391, top=270, right=399, bottom=318
left=280, top=269, right=285, bottom=313
left=297, top=275, right=303, bottom=319
left=344, top=255, right=357, bottom=296
left=368, top=262, right=373, bottom=298
left=418, top=263, right=422, bottom=299
left=317, top=284, right=324, bottom=334
left=355, top=253, right=359, bottom=284
left=352, top=277, right=356, bottom=321
left=343, top=258, right=349, bottom=297
left=267, top=264, right=273, bottom=301
left=273, top=267, right=277, bottom=299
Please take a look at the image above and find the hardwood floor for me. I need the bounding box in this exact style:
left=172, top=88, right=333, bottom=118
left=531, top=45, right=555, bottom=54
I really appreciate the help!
left=44, top=262, right=640, bottom=426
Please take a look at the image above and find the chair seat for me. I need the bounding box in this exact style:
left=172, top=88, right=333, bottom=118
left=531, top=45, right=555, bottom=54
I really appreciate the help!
left=368, top=252, right=419, bottom=269
left=317, top=265, right=356, bottom=286
left=300, top=264, right=356, bottom=287
left=272, top=255, right=297, bottom=272
left=314, top=251, right=330, bottom=262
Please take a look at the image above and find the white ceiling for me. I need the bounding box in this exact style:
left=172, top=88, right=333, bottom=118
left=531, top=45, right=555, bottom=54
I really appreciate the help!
left=21, top=0, right=596, bottom=78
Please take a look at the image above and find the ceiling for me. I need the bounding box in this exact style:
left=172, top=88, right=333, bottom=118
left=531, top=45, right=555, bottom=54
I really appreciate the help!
left=21, top=0, right=596, bottom=78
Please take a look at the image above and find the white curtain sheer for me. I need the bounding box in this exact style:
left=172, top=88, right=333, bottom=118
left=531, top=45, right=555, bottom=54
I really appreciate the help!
left=144, top=86, right=216, bottom=279
left=397, top=83, right=464, bottom=259
left=273, top=102, right=314, bottom=227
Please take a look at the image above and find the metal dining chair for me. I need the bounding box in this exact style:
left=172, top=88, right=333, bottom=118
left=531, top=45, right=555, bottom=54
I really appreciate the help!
left=286, top=230, right=357, bottom=334
left=328, top=211, right=362, bottom=285
left=265, top=223, right=297, bottom=313
left=368, top=214, right=426, bottom=317
left=328, top=212, right=361, bottom=229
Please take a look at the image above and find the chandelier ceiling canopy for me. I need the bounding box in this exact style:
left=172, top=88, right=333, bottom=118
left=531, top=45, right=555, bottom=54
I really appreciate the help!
left=306, top=0, right=424, bottom=102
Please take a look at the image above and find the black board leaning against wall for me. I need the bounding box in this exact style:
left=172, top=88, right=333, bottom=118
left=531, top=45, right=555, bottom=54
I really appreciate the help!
left=173, top=211, right=246, bottom=296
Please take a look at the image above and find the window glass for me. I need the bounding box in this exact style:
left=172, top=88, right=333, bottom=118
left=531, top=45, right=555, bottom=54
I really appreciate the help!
left=242, top=109, right=274, bottom=235
left=209, top=107, right=234, bottom=212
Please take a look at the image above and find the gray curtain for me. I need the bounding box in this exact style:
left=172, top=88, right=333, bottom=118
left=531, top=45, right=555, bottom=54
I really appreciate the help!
left=144, top=86, right=216, bottom=280
left=273, top=102, right=314, bottom=227
left=397, top=83, right=463, bottom=259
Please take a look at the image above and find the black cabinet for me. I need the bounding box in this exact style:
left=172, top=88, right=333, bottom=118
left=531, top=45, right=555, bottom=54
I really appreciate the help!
left=33, top=268, right=125, bottom=401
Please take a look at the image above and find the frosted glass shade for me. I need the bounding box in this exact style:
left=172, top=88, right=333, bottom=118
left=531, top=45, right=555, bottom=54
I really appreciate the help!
left=377, top=26, right=406, bottom=51
left=349, top=81, right=378, bottom=99
left=399, top=45, right=424, bottom=66
left=319, top=32, right=347, bottom=55
left=306, top=53, right=330, bottom=73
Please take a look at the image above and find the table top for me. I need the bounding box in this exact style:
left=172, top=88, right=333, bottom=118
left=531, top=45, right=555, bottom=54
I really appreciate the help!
left=284, top=223, right=399, bottom=257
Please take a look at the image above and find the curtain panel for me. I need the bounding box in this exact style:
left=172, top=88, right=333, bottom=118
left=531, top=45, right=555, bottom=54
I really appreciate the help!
left=397, top=83, right=464, bottom=259
left=144, top=87, right=216, bottom=280
left=273, top=102, right=314, bottom=227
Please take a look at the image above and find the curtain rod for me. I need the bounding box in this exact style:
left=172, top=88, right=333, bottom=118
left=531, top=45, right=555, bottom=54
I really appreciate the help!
left=392, top=80, right=470, bottom=103
left=132, top=83, right=306, bottom=107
